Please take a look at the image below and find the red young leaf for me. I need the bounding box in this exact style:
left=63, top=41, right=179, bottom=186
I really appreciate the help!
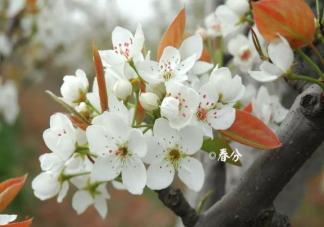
left=243, top=103, right=253, bottom=113
left=2, top=218, right=33, bottom=227
left=0, top=175, right=27, bottom=212
left=157, top=8, right=186, bottom=61
left=93, top=44, right=108, bottom=112
left=70, top=115, right=89, bottom=130
left=221, top=110, right=282, bottom=150
left=199, top=48, right=212, bottom=63
left=252, top=0, right=316, bottom=48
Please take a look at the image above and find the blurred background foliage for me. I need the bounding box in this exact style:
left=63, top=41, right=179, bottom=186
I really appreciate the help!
left=0, top=0, right=323, bottom=226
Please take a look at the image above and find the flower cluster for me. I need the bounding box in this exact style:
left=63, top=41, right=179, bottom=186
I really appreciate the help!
left=32, top=0, right=297, bottom=219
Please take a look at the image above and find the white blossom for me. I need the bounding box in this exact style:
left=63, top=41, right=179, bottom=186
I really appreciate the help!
left=60, top=69, right=89, bottom=105
left=160, top=82, right=199, bottom=129
left=136, top=46, right=196, bottom=85
left=100, top=24, right=144, bottom=67
left=249, top=36, right=294, bottom=82
left=145, top=118, right=204, bottom=191
left=87, top=112, right=147, bottom=194
left=228, top=34, right=256, bottom=72
left=43, top=113, right=77, bottom=160
left=252, top=86, right=289, bottom=126
left=194, top=67, right=245, bottom=137
left=72, top=176, right=110, bottom=218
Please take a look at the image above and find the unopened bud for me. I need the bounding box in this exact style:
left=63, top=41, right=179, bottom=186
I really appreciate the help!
left=139, top=92, right=159, bottom=111
left=160, top=96, right=180, bottom=120
left=113, top=80, right=132, bottom=100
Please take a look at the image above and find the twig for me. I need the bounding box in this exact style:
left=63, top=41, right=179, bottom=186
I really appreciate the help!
left=156, top=186, right=200, bottom=227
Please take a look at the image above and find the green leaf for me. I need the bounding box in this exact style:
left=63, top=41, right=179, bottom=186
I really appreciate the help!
left=196, top=190, right=213, bottom=214
left=201, top=137, right=242, bottom=166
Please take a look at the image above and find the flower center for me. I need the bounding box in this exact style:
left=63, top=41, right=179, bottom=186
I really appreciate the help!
left=196, top=108, right=208, bottom=121
left=240, top=49, right=251, bottom=61
left=163, top=72, right=172, bottom=81
left=167, top=149, right=181, bottom=166
left=116, top=146, right=128, bottom=157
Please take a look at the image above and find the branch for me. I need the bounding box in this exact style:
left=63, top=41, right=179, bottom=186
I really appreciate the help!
left=156, top=187, right=199, bottom=227
left=195, top=85, right=324, bottom=227
left=198, top=161, right=226, bottom=211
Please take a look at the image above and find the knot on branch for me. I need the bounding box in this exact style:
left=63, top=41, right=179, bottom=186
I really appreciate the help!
left=156, top=187, right=199, bottom=227
left=253, top=207, right=291, bottom=227
left=300, top=89, right=324, bottom=120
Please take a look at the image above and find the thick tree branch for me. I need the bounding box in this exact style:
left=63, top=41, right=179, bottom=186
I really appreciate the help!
left=198, top=161, right=226, bottom=211
left=156, top=187, right=199, bottom=227
left=194, top=85, right=324, bottom=227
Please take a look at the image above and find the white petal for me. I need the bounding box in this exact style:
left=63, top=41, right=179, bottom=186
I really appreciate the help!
left=215, top=5, right=239, bottom=36
left=99, top=50, right=124, bottom=66
left=175, top=54, right=196, bottom=75
left=268, top=36, right=293, bottom=72
left=228, top=34, right=249, bottom=56
left=112, top=181, right=126, bottom=190
left=146, top=160, right=175, bottom=190
left=130, top=24, right=145, bottom=57
left=179, top=35, right=203, bottom=60
left=92, top=112, right=129, bottom=143
left=142, top=135, right=165, bottom=164
left=94, top=196, right=108, bottom=219
left=136, top=60, right=162, bottom=84
left=128, top=129, right=147, bottom=158
left=153, top=118, right=179, bottom=149
left=191, top=61, right=213, bottom=75
left=57, top=181, right=69, bottom=203
left=86, top=125, right=117, bottom=158
left=221, top=75, right=245, bottom=103
left=122, top=156, right=147, bottom=195
left=44, top=113, right=76, bottom=160
left=178, top=125, right=203, bottom=155
left=260, top=61, right=284, bottom=76
left=271, top=96, right=289, bottom=124
left=91, top=156, right=122, bottom=181
left=210, top=67, right=232, bottom=83
left=199, top=82, right=219, bottom=109
left=39, top=153, right=63, bottom=172
left=178, top=157, right=204, bottom=191
left=108, top=95, right=130, bottom=124
left=226, top=0, right=250, bottom=16
left=112, top=26, right=134, bottom=48
left=248, top=70, right=280, bottom=82
left=72, top=190, right=93, bottom=215
left=0, top=214, right=17, bottom=225
left=207, top=107, right=236, bottom=130
left=159, top=46, right=180, bottom=70
left=97, top=184, right=110, bottom=199
left=32, top=172, right=60, bottom=200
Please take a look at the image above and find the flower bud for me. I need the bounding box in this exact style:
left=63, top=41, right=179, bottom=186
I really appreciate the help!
left=160, top=96, right=180, bottom=120
left=113, top=80, right=132, bottom=100
left=60, top=69, right=88, bottom=105
left=139, top=92, right=160, bottom=111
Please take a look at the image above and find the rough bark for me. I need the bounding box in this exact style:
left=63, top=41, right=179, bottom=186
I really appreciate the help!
left=156, top=187, right=200, bottom=227
left=194, top=85, right=324, bottom=227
